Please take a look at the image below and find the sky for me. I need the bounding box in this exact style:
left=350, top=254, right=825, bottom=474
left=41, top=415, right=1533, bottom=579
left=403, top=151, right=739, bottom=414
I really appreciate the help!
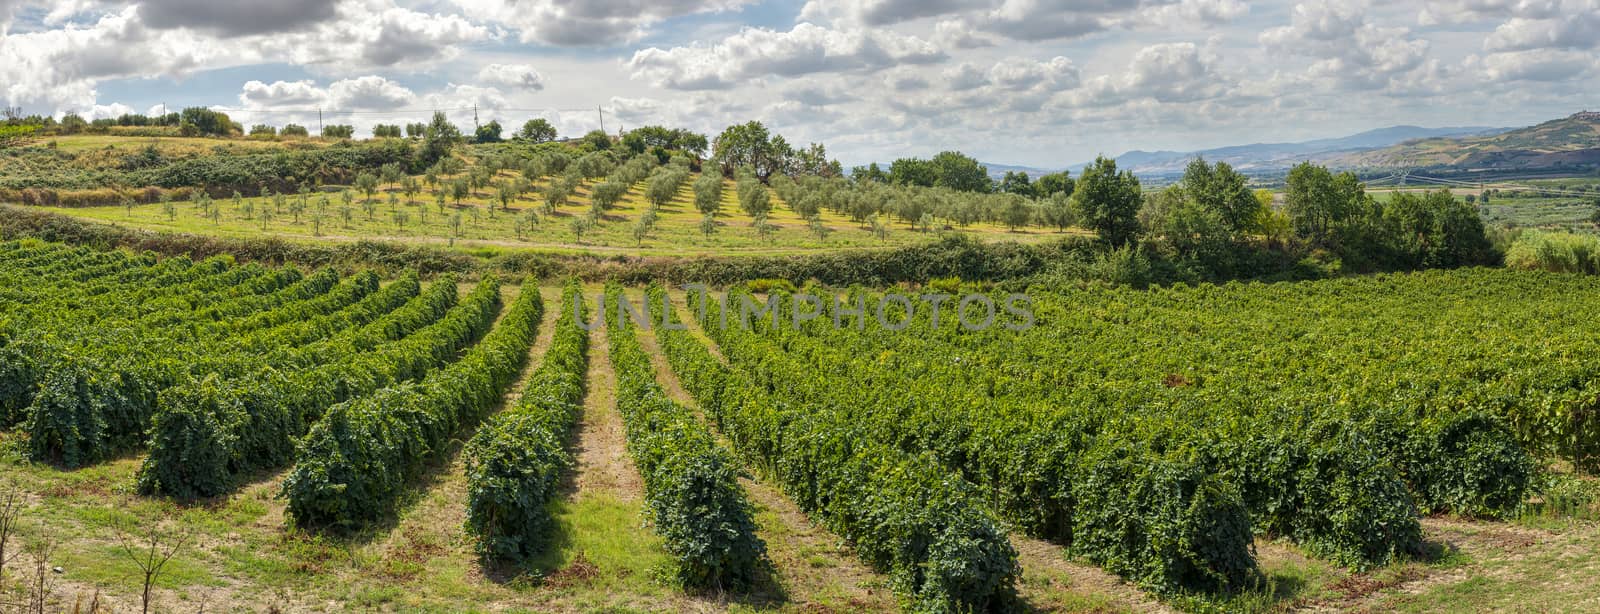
left=0, top=0, right=1595, bottom=168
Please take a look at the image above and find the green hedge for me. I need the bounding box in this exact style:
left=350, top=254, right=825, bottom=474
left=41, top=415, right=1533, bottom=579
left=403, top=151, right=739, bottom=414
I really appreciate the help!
left=464, top=282, right=589, bottom=562
left=605, top=284, right=767, bottom=591
left=137, top=274, right=494, bottom=498
left=284, top=275, right=541, bottom=529
left=652, top=286, right=1020, bottom=610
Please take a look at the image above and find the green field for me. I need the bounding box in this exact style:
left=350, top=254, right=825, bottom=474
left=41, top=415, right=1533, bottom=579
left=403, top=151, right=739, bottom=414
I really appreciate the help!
left=4, top=240, right=1600, bottom=612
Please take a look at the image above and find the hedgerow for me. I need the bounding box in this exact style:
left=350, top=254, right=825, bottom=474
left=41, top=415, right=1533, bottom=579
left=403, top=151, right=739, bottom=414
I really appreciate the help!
left=138, top=274, right=498, bottom=498
left=605, top=284, right=768, bottom=592
left=464, top=281, right=589, bottom=562
left=284, top=275, right=541, bottom=529
left=652, top=285, right=1021, bottom=610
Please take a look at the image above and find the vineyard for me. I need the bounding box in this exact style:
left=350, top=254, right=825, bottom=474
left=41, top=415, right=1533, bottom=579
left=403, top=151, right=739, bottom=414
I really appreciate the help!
left=3, top=239, right=1600, bottom=612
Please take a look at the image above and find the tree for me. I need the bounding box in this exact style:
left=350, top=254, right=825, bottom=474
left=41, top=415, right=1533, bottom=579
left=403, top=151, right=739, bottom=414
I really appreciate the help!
left=851, top=162, right=889, bottom=184
left=700, top=211, right=717, bottom=237
left=1036, top=171, right=1074, bottom=198
left=591, top=180, right=627, bottom=210
left=544, top=178, right=571, bottom=210
left=451, top=179, right=470, bottom=206
left=421, top=111, right=461, bottom=165
left=999, top=171, right=1036, bottom=198
left=372, top=124, right=401, bottom=138
left=402, top=177, right=419, bottom=204
left=739, top=180, right=771, bottom=219
left=581, top=129, right=611, bottom=150
left=249, top=124, right=276, bottom=137
left=1000, top=194, right=1034, bottom=230
left=1180, top=157, right=1259, bottom=237
left=930, top=151, right=992, bottom=193
left=178, top=107, right=234, bottom=136
left=405, top=122, right=426, bottom=138
left=379, top=162, right=403, bottom=190
left=1041, top=191, right=1078, bottom=231
left=496, top=182, right=516, bottom=211
left=646, top=169, right=685, bottom=207
left=281, top=124, right=309, bottom=137
left=518, top=118, right=557, bottom=143
left=1141, top=186, right=1230, bottom=259
left=632, top=209, right=657, bottom=245
left=1072, top=156, right=1143, bottom=247
left=1284, top=162, right=1362, bottom=245
left=570, top=215, right=594, bottom=242
left=322, top=124, right=354, bottom=139
left=712, top=121, right=790, bottom=179
left=754, top=214, right=775, bottom=243
left=808, top=215, right=831, bottom=240
left=475, top=120, right=503, bottom=143
left=888, top=157, right=938, bottom=187
left=0, top=482, right=23, bottom=589
left=355, top=172, right=379, bottom=203
left=694, top=173, right=723, bottom=215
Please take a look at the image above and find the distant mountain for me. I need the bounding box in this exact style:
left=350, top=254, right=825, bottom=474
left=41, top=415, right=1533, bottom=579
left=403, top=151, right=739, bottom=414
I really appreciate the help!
left=983, top=162, right=1064, bottom=180
left=1075, top=125, right=1510, bottom=177
left=1331, top=112, right=1600, bottom=170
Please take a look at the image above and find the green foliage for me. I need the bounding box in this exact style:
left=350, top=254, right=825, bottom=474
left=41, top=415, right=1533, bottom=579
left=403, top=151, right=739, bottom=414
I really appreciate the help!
left=1073, top=156, right=1143, bottom=247
left=655, top=286, right=1019, bottom=610
left=475, top=120, right=504, bottom=144
left=606, top=285, right=767, bottom=591
left=137, top=274, right=493, bottom=498
left=517, top=118, right=557, bottom=143
left=1504, top=230, right=1600, bottom=274
left=464, top=282, right=588, bottom=562
left=284, top=276, right=539, bottom=529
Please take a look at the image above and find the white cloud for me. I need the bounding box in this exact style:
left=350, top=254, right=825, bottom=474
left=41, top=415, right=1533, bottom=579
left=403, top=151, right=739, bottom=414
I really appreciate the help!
left=0, top=6, right=217, bottom=110
left=1484, top=12, right=1600, bottom=52
left=358, top=8, right=489, bottom=67
left=235, top=76, right=416, bottom=111
left=85, top=102, right=134, bottom=119
left=798, top=0, right=985, bottom=26
left=943, top=62, right=990, bottom=91
left=1136, top=0, right=1248, bottom=27
left=1071, top=42, right=1232, bottom=106
left=451, top=0, right=752, bottom=47
left=1472, top=49, right=1598, bottom=81
left=477, top=63, right=547, bottom=90
left=239, top=80, right=325, bottom=107
left=1260, top=0, right=1435, bottom=92
left=933, top=19, right=993, bottom=49
left=327, top=76, right=415, bottom=110
left=627, top=22, right=945, bottom=90
left=988, top=56, right=1079, bottom=91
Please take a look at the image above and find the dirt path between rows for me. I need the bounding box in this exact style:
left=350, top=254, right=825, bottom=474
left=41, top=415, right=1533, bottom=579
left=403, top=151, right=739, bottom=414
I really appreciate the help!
left=571, top=321, right=645, bottom=502
left=636, top=326, right=896, bottom=611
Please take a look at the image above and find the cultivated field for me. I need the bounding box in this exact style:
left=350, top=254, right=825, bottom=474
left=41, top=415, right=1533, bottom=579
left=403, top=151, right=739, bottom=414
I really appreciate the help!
left=4, top=240, right=1600, bottom=612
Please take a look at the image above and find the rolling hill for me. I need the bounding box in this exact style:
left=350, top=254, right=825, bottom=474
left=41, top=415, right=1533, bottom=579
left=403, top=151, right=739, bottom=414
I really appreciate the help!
left=1332, top=111, right=1600, bottom=171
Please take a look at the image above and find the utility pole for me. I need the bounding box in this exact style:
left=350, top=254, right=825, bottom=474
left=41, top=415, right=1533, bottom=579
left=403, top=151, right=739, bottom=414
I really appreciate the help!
left=473, top=104, right=479, bottom=132
left=597, top=105, right=605, bottom=134
left=317, top=107, right=323, bottom=137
